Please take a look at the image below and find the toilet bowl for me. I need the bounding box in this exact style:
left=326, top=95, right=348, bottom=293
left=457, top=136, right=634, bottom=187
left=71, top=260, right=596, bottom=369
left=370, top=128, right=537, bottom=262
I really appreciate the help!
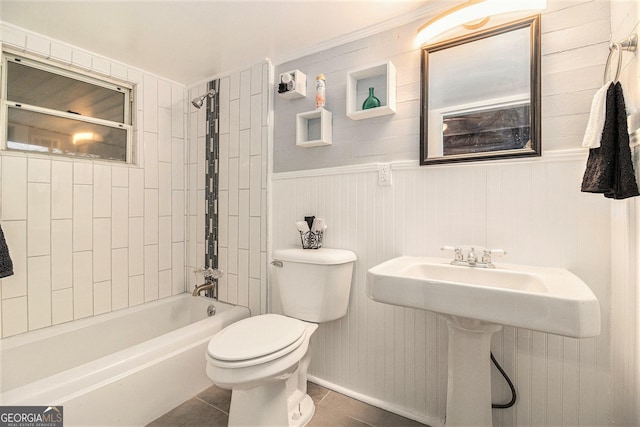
left=206, top=314, right=318, bottom=426
left=206, top=248, right=357, bottom=427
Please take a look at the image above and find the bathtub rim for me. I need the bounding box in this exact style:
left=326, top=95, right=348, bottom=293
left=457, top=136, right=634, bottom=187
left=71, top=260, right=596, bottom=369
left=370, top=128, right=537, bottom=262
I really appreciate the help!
left=0, top=294, right=250, bottom=406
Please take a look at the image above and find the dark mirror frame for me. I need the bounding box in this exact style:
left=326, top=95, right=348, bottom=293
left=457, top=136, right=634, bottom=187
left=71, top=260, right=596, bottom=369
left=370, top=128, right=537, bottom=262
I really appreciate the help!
left=420, top=15, right=541, bottom=165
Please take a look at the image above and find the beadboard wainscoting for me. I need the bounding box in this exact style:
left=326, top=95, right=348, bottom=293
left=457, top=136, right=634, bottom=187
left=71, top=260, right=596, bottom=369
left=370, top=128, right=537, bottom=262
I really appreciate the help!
left=188, top=62, right=270, bottom=315
left=272, top=153, right=611, bottom=426
left=0, top=23, right=189, bottom=338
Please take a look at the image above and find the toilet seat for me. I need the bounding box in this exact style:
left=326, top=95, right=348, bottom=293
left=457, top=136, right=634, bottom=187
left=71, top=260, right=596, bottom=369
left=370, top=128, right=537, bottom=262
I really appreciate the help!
left=207, top=314, right=308, bottom=368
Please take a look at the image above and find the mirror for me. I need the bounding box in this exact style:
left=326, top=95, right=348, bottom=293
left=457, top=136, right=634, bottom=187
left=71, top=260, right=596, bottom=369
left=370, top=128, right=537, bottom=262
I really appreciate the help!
left=420, top=15, right=541, bottom=165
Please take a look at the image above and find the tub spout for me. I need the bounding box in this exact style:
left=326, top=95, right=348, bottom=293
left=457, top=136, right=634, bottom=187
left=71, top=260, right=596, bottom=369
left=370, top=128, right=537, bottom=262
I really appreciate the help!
left=192, top=282, right=217, bottom=297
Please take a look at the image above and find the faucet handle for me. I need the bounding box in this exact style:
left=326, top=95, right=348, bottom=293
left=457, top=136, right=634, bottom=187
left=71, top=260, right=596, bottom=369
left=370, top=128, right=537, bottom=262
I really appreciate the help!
left=481, top=248, right=506, bottom=265
left=441, top=246, right=464, bottom=261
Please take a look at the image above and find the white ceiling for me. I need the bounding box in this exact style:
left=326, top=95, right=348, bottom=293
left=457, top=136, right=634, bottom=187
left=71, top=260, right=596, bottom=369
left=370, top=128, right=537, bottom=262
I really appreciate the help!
left=0, top=1, right=440, bottom=85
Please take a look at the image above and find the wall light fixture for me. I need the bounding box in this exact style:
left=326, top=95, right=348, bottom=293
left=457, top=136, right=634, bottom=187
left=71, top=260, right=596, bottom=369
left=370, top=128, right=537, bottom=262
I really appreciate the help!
left=416, top=0, right=546, bottom=46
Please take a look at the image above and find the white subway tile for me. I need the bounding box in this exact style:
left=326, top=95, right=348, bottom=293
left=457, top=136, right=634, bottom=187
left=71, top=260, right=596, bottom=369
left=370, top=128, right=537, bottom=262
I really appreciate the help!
left=129, top=168, right=144, bottom=217
left=27, top=183, right=51, bottom=257
left=93, top=218, right=111, bottom=283
left=51, top=161, right=73, bottom=219
left=171, top=138, right=185, bottom=190
left=52, top=288, right=73, bottom=325
left=239, top=130, right=250, bottom=189
left=51, top=219, right=73, bottom=290
left=93, top=280, right=111, bottom=315
left=1, top=26, right=27, bottom=49
left=129, top=275, right=144, bottom=306
left=112, top=187, right=129, bottom=249
left=250, top=156, right=262, bottom=217
left=73, top=185, right=93, bottom=251
left=238, top=249, right=249, bottom=307
left=2, top=297, right=28, bottom=337
left=73, top=251, right=93, bottom=319
left=2, top=157, right=27, bottom=220
left=230, top=72, right=240, bottom=100
left=249, top=217, right=261, bottom=279
left=249, top=278, right=261, bottom=319
left=197, top=136, right=205, bottom=190
left=228, top=216, right=238, bottom=275
left=250, top=94, right=262, bottom=155
left=35, top=47, right=65, bottom=75
left=110, top=62, right=128, bottom=81
left=227, top=274, right=238, bottom=305
left=159, top=162, right=172, bottom=216
left=27, top=255, right=51, bottom=331
left=238, top=190, right=249, bottom=250
left=71, top=50, right=92, bottom=69
left=171, top=85, right=185, bottom=138
left=92, top=57, right=110, bottom=76
left=218, top=190, right=229, bottom=247
left=229, top=100, right=240, bottom=158
left=26, top=34, right=50, bottom=57
left=228, top=158, right=239, bottom=216
left=217, top=247, right=228, bottom=301
left=111, top=248, right=128, bottom=310
left=129, top=217, right=144, bottom=276
left=239, top=70, right=251, bottom=130
left=159, top=216, right=172, bottom=271
left=143, top=75, right=158, bottom=132
left=219, top=77, right=230, bottom=135
left=93, top=164, right=112, bottom=218
left=144, top=245, right=159, bottom=302
left=73, top=162, right=93, bottom=185
left=144, top=132, right=159, bottom=189
left=218, top=134, right=229, bottom=191
left=158, top=108, right=172, bottom=162
left=188, top=216, right=197, bottom=268
left=159, top=269, right=171, bottom=299
left=197, top=192, right=205, bottom=244
left=1, top=221, right=26, bottom=298
left=158, top=80, right=172, bottom=109
left=28, top=158, right=50, bottom=183
left=251, top=63, right=263, bottom=95
left=144, top=189, right=159, bottom=245
left=172, top=242, right=185, bottom=295
left=171, top=191, right=185, bottom=242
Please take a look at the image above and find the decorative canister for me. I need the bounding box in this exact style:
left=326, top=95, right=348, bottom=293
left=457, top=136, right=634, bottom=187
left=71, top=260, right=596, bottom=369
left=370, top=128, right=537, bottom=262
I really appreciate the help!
left=315, top=74, right=326, bottom=108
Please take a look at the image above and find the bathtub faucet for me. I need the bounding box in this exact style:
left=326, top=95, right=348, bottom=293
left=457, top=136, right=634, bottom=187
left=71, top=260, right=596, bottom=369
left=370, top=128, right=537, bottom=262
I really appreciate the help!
left=192, top=267, right=223, bottom=298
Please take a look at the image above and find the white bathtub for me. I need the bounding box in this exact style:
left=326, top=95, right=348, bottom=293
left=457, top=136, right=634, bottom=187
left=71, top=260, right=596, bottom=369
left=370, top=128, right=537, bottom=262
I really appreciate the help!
left=0, top=293, right=250, bottom=426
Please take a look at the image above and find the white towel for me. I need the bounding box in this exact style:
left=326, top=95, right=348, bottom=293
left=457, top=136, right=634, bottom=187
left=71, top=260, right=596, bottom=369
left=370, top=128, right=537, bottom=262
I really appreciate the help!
left=582, top=81, right=612, bottom=148
left=296, top=221, right=310, bottom=233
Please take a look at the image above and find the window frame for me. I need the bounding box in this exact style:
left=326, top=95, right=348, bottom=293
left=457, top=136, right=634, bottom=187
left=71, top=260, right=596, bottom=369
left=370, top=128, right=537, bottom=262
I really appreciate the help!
left=0, top=49, right=134, bottom=163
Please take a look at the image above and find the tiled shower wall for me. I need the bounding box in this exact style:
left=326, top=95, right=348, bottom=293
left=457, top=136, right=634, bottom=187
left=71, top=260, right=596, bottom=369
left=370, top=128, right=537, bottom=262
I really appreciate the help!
left=272, top=1, right=616, bottom=426
left=0, top=24, right=188, bottom=337
left=188, top=62, right=269, bottom=316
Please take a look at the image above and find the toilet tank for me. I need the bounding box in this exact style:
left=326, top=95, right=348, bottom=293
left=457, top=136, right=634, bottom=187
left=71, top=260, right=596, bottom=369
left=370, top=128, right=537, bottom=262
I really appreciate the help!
left=272, top=248, right=357, bottom=323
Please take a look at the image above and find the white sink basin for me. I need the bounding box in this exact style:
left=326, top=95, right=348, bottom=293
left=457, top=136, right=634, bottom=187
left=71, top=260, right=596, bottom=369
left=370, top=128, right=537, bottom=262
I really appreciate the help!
left=367, top=256, right=601, bottom=338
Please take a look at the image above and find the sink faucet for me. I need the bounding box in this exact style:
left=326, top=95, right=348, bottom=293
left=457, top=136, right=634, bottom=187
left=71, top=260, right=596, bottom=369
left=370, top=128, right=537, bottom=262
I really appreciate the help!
left=441, top=246, right=506, bottom=268
left=192, top=267, right=223, bottom=298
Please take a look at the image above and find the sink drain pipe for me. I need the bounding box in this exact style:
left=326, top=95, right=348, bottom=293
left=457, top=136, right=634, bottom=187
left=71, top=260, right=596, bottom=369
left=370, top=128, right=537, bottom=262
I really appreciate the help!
left=491, top=352, right=517, bottom=409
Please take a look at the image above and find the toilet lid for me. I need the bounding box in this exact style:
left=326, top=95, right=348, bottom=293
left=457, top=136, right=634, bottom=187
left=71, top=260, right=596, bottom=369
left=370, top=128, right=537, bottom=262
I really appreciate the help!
left=208, top=314, right=306, bottom=362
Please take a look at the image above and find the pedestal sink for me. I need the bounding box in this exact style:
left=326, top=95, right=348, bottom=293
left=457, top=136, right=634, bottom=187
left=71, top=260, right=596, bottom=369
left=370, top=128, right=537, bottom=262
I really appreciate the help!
left=366, top=256, right=601, bottom=426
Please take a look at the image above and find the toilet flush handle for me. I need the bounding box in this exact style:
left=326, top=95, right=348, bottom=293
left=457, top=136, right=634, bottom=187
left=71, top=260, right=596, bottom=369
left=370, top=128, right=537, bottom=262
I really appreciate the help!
left=271, top=260, right=283, bottom=268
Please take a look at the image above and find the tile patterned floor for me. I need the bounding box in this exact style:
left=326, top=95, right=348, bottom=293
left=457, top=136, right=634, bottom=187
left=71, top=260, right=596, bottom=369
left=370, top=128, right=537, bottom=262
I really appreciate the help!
left=148, top=382, right=428, bottom=427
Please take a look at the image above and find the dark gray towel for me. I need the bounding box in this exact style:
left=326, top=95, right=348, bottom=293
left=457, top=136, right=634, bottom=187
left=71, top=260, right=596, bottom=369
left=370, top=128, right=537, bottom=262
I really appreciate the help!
left=582, top=82, right=640, bottom=199
left=0, top=224, right=13, bottom=278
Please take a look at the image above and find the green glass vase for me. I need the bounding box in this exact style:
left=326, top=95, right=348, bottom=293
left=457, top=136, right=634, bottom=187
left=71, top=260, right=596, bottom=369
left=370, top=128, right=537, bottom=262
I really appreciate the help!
left=362, top=87, right=381, bottom=110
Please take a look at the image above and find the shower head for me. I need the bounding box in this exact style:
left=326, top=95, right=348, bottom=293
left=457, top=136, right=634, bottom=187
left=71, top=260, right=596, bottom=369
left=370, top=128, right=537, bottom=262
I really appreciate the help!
left=191, top=89, right=216, bottom=109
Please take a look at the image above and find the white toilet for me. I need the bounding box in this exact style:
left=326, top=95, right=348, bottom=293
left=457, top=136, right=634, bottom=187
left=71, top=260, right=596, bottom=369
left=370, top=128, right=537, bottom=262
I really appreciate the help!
left=206, top=248, right=356, bottom=427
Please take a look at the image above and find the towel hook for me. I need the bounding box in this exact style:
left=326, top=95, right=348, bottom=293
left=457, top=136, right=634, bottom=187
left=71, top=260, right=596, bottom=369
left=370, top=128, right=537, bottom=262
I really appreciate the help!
left=603, top=33, right=638, bottom=85
left=603, top=42, right=623, bottom=84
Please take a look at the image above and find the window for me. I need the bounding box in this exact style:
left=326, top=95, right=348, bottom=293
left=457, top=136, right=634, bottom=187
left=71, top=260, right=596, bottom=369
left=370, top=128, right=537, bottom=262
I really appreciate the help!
left=1, top=52, right=133, bottom=162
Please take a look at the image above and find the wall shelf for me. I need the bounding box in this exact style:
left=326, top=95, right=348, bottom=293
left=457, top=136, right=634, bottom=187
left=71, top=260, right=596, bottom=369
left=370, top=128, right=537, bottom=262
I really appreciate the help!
left=346, top=61, right=396, bottom=120
left=277, top=69, right=306, bottom=99
left=296, top=108, right=332, bottom=147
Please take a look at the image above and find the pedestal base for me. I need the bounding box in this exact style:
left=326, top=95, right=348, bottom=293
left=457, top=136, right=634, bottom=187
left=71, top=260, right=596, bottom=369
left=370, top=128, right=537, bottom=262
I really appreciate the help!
left=444, top=316, right=502, bottom=427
